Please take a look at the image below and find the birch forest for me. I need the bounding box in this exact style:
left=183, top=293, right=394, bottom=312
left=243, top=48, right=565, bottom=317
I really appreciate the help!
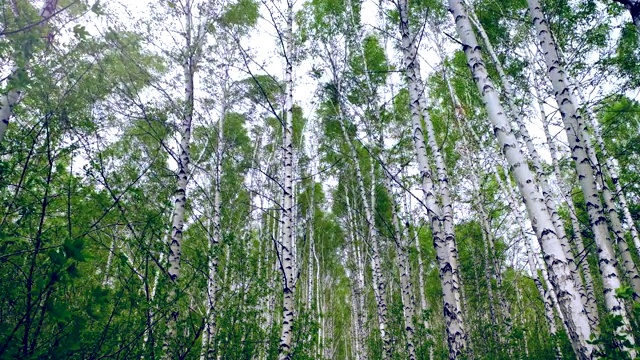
left=3, top=0, right=640, bottom=359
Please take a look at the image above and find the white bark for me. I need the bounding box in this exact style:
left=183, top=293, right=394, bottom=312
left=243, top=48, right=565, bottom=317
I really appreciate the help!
left=103, top=231, right=117, bottom=287
left=201, top=103, right=224, bottom=359
left=402, top=185, right=430, bottom=334
left=383, top=174, right=417, bottom=360
left=467, top=5, right=594, bottom=327
left=333, top=85, right=391, bottom=357
left=278, top=2, right=296, bottom=357
left=164, top=2, right=198, bottom=354
left=346, top=190, right=367, bottom=360
left=532, top=82, right=600, bottom=327
left=528, top=0, right=636, bottom=353
left=396, top=1, right=467, bottom=357
left=142, top=250, right=165, bottom=358
left=599, top=169, right=640, bottom=299
left=491, top=156, right=563, bottom=358
left=447, top=1, right=594, bottom=357
left=580, top=92, right=640, bottom=255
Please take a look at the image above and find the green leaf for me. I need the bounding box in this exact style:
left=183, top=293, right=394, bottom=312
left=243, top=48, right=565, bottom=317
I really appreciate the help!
left=48, top=249, right=66, bottom=266
left=90, top=1, right=104, bottom=15
left=73, top=25, right=90, bottom=41
left=66, top=263, right=80, bottom=278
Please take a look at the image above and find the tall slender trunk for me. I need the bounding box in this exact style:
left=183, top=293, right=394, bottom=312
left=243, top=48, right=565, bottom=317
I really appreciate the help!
left=442, top=59, right=514, bottom=343
left=335, top=94, right=391, bottom=358
left=480, top=214, right=498, bottom=338
left=466, top=4, right=594, bottom=327
left=383, top=174, right=417, bottom=360
left=423, top=28, right=465, bottom=325
left=0, top=0, right=59, bottom=143
left=457, top=124, right=507, bottom=350
left=278, top=2, right=296, bottom=357
left=103, top=232, right=117, bottom=287
left=345, top=186, right=368, bottom=358
left=142, top=251, right=165, bottom=359
left=527, top=0, right=636, bottom=353
left=599, top=169, right=640, bottom=299
left=346, top=223, right=363, bottom=360
left=491, top=156, right=563, bottom=358
left=566, top=80, right=640, bottom=299
left=532, top=82, right=600, bottom=325
left=201, top=104, right=224, bottom=360
left=342, top=3, right=394, bottom=354
left=574, top=85, right=640, bottom=255
left=575, top=88, right=640, bottom=299
left=305, top=174, right=316, bottom=356
left=396, top=2, right=467, bottom=357
left=346, top=190, right=368, bottom=360
left=447, top=1, right=594, bottom=357
left=485, top=218, right=511, bottom=339
left=164, top=3, right=197, bottom=355
left=313, top=233, right=323, bottom=359
left=527, top=240, right=563, bottom=359
left=401, top=184, right=431, bottom=336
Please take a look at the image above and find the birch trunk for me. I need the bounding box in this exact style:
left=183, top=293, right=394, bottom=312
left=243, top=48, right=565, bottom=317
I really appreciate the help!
left=344, top=3, right=396, bottom=352
left=0, top=0, right=59, bottom=143
left=313, top=234, right=323, bottom=359
left=458, top=128, right=509, bottom=347
left=528, top=0, right=636, bottom=353
left=569, top=80, right=640, bottom=298
left=576, top=89, right=640, bottom=299
left=480, top=215, right=498, bottom=335
left=346, top=191, right=367, bottom=360
left=335, top=97, right=391, bottom=358
left=467, top=5, right=593, bottom=326
left=396, top=1, right=467, bottom=357
left=527, top=241, right=563, bottom=360
left=418, top=35, right=465, bottom=325
left=533, top=83, right=600, bottom=324
left=402, top=185, right=431, bottom=336
left=325, top=0, right=392, bottom=352
left=201, top=107, right=224, bottom=360
left=447, top=1, right=594, bottom=357
left=599, top=170, right=640, bottom=299
left=278, top=2, right=296, bottom=357
left=576, top=86, right=640, bottom=255
left=142, top=251, right=165, bottom=358
left=346, top=218, right=364, bottom=360
left=305, top=173, right=316, bottom=354
left=383, top=174, right=417, bottom=360
left=164, top=3, right=197, bottom=354
left=103, top=232, right=117, bottom=287
left=491, top=157, right=563, bottom=358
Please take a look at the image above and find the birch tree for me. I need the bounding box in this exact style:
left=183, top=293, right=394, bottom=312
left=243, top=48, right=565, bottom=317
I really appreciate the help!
left=277, top=1, right=297, bottom=357
left=527, top=0, right=636, bottom=353
left=447, top=0, right=594, bottom=357
left=395, top=0, right=467, bottom=357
